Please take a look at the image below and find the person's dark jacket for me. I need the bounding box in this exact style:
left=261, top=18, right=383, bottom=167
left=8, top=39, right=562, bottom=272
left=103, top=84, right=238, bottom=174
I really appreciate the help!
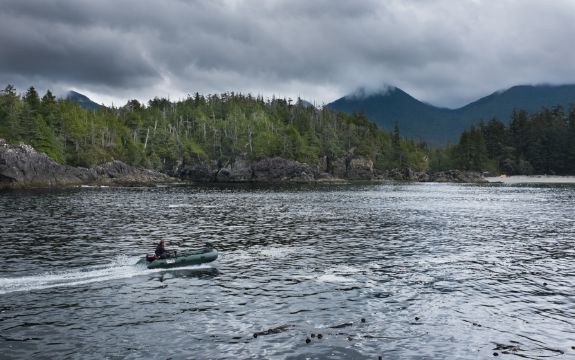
left=155, top=242, right=166, bottom=257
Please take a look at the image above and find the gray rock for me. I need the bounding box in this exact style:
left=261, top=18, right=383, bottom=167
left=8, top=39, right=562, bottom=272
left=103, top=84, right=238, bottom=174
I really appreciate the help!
left=417, top=172, right=431, bottom=182
left=0, top=139, right=87, bottom=188
left=90, top=160, right=171, bottom=186
left=179, top=157, right=319, bottom=183
left=252, top=157, right=318, bottom=182
left=216, top=159, right=253, bottom=182
left=330, top=157, right=348, bottom=179
left=347, top=157, right=374, bottom=179
left=325, top=153, right=374, bottom=180
left=179, top=164, right=216, bottom=182
left=429, top=170, right=487, bottom=183
left=380, top=168, right=423, bottom=181
left=0, top=139, right=171, bottom=189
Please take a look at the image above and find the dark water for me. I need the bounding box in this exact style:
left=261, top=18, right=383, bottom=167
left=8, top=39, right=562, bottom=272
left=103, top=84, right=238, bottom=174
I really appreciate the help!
left=1, top=183, right=574, bottom=359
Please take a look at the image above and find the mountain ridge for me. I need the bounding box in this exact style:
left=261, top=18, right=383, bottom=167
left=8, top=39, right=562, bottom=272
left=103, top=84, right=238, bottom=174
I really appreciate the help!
left=327, top=84, right=575, bottom=146
left=65, top=90, right=102, bottom=111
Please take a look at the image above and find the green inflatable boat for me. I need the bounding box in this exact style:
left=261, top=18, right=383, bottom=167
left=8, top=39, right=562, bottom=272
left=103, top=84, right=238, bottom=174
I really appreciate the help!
left=138, top=246, right=218, bottom=269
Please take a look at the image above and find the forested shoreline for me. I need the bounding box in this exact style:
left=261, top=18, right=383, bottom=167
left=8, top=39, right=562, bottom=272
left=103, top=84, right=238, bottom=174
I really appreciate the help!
left=1, top=84, right=574, bottom=178
left=0, top=85, right=427, bottom=176
left=431, top=106, right=575, bottom=175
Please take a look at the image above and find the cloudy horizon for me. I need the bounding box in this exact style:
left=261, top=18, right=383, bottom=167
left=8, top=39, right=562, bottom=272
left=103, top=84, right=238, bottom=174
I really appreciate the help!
left=1, top=0, right=574, bottom=109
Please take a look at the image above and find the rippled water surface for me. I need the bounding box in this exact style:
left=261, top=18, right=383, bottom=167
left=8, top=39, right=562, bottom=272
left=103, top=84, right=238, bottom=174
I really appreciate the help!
left=1, top=183, right=574, bottom=359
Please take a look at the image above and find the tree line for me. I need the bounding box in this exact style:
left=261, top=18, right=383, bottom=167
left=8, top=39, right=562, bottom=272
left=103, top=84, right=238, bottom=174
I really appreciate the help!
left=0, top=85, right=427, bottom=173
left=3, top=85, right=573, bottom=176
left=431, top=106, right=575, bottom=175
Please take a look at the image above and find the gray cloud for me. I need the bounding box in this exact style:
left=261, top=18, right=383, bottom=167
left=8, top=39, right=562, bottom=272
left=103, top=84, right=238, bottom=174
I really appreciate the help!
left=1, top=0, right=574, bottom=108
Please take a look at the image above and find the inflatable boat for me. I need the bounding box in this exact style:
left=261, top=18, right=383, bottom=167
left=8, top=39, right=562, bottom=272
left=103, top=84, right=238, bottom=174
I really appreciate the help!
left=138, top=246, right=218, bottom=269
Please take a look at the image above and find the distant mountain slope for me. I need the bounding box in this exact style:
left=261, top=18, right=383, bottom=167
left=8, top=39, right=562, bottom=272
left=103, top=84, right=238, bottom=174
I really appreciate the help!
left=327, top=87, right=454, bottom=144
left=454, top=85, right=575, bottom=120
left=327, top=84, right=575, bottom=146
left=65, top=91, right=102, bottom=110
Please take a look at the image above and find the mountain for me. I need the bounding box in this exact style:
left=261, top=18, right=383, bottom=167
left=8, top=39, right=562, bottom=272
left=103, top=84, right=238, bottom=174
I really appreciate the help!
left=65, top=91, right=102, bottom=111
left=327, top=87, right=454, bottom=144
left=327, top=84, right=575, bottom=146
left=454, top=85, right=575, bottom=120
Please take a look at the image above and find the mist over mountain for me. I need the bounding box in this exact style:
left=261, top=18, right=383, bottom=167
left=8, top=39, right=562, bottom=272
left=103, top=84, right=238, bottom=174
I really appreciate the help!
left=327, top=84, right=575, bottom=146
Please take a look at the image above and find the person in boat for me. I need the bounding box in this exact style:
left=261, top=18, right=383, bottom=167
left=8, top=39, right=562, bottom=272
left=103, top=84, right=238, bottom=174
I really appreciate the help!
left=155, top=239, right=171, bottom=259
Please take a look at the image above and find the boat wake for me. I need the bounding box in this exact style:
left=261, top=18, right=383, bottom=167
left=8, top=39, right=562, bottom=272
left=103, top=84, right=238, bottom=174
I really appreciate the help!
left=0, top=255, right=214, bottom=295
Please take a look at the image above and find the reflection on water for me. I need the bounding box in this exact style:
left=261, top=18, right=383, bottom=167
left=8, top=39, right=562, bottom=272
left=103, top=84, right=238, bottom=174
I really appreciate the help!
left=1, top=183, right=575, bottom=359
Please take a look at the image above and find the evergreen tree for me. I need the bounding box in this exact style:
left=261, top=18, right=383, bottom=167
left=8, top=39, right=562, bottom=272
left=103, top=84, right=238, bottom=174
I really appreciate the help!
left=0, top=85, right=20, bottom=141
left=453, top=127, right=489, bottom=171
left=23, top=87, right=40, bottom=112
left=481, top=118, right=505, bottom=170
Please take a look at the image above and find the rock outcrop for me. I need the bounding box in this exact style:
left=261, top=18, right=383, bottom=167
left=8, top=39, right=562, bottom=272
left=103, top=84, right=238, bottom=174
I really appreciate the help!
left=251, top=157, right=318, bottom=182
left=90, top=160, right=172, bottom=186
left=0, top=139, right=86, bottom=188
left=428, top=170, right=487, bottom=183
left=179, top=157, right=319, bottom=182
left=321, top=154, right=374, bottom=180
left=216, top=159, right=253, bottom=182
left=0, top=139, right=172, bottom=189
left=378, top=168, right=430, bottom=181
left=347, top=157, right=374, bottom=180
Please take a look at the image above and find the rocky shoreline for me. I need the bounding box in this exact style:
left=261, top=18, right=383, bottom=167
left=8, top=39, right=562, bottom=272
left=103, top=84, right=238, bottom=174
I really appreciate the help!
left=0, top=139, right=172, bottom=189
left=174, top=153, right=486, bottom=184
left=378, top=167, right=487, bottom=183
left=0, top=139, right=486, bottom=190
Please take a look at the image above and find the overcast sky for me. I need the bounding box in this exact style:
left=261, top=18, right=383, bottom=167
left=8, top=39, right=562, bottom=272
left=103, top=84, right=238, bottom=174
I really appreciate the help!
left=1, top=0, right=575, bottom=108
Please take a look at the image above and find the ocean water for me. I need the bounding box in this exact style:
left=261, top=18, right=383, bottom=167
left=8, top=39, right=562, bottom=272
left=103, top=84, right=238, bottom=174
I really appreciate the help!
left=1, top=183, right=574, bottom=359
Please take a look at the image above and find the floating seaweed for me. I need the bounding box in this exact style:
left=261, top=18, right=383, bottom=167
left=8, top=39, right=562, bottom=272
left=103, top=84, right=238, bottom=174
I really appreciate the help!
left=492, top=342, right=564, bottom=358
left=252, top=324, right=294, bottom=338
left=329, top=322, right=354, bottom=329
